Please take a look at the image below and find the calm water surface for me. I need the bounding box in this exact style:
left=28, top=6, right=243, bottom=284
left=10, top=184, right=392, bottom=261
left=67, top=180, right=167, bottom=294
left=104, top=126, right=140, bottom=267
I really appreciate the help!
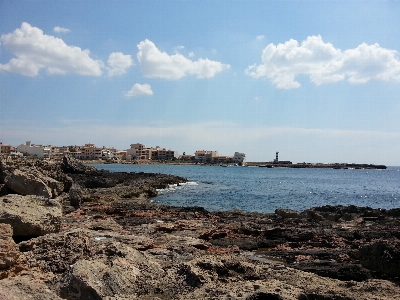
left=92, top=164, right=400, bottom=213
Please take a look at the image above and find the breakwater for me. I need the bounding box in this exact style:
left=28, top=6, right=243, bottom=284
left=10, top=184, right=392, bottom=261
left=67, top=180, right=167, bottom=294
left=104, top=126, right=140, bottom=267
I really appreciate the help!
left=247, top=162, right=387, bottom=169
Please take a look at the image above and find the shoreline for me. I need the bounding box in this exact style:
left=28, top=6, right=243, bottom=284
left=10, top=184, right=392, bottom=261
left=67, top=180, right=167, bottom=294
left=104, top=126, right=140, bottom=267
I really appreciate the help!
left=0, top=156, right=399, bottom=299
left=83, top=159, right=388, bottom=169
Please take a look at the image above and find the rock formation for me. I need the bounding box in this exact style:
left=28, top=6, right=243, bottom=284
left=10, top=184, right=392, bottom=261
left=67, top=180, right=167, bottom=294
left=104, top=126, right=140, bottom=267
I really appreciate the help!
left=0, top=194, right=62, bottom=236
left=0, top=156, right=399, bottom=299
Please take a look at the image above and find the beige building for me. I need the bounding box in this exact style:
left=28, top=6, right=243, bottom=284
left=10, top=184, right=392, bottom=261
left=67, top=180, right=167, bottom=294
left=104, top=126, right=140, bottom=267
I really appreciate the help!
left=115, top=150, right=127, bottom=160
left=126, top=143, right=178, bottom=160
left=77, top=144, right=116, bottom=160
left=0, top=142, right=13, bottom=155
left=194, top=150, right=218, bottom=162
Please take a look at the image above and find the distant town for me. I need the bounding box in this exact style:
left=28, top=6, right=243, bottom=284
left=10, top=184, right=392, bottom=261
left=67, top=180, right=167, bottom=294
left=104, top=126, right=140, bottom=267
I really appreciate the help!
left=0, top=141, right=247, bottom=165
left=0, top=141, right=387, bottom=169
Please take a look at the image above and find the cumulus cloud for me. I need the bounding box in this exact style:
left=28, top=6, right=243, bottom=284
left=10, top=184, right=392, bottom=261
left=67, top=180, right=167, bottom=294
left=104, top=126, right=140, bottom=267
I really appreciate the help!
left=245, top=35, right=400, bottom=89
left=0, top=22, right=103, bottom=76
left=137, top=39, right=230, bottom=79
left=107, top=52, right=133, bottom=76
left=124, top=83, right=153, bottom=98
left=256, top=35, right=265, bottom=41
left=53, top=26, right=70, bottom=33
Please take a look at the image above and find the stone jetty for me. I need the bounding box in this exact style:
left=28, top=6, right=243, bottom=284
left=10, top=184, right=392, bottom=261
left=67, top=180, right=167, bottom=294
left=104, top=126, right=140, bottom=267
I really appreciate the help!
left=0, top=156, right=399, bottom=299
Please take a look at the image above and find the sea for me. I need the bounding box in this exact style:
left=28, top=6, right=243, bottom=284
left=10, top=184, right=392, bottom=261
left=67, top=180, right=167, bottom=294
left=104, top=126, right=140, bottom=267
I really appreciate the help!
left=91, top=164, right=400, bottom=213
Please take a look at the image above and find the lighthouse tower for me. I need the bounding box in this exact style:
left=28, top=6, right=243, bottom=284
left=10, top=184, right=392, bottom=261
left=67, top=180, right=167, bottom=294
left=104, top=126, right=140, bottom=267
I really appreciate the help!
left=274, top=151, right=279, bottom=163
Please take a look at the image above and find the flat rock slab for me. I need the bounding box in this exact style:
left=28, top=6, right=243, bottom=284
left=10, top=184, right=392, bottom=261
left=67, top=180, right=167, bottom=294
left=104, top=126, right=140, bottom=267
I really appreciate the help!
left=0, top=194, right=62, bottom=236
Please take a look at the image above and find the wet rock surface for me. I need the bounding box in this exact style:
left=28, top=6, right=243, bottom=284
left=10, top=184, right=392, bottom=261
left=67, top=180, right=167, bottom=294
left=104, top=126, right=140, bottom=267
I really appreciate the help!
left=0, top=156, right=400, bottom=299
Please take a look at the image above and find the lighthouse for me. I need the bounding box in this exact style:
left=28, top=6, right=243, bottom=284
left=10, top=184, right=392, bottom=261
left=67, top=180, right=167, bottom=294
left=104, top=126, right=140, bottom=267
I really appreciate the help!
left=274, top=151, right=279, bottom=163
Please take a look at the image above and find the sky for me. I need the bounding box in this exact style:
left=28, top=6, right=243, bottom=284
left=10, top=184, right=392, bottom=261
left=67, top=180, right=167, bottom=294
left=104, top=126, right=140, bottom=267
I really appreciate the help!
left=1, top=1, right=400, bottom=165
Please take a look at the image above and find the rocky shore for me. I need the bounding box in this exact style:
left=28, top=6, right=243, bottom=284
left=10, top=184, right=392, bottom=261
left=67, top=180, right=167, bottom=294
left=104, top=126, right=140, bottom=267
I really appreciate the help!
left=0, top=156, right=399, bottom=299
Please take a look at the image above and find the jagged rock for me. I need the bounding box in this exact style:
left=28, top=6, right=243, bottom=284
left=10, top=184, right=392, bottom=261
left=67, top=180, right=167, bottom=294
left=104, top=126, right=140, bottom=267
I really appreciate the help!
left=275, top=208, right=302, bottom=219
left=0, top=158, right=72, bottom=198
left=359, top=240, right=400, bottom=279
left=61, top=155, right=95, bottom=174
left=68, top=183, right=84, bottom=208
left=0, top=224, right=19, bottom=270
left=19, top=229, right=96, bottom=274
left=0, top=275, right=62, bottom=300
left=0, top=194, right=62, bottom=236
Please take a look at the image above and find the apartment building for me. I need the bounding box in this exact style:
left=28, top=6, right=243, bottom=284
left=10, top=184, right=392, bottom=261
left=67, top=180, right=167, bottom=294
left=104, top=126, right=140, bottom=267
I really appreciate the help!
left=78, top=144, right=116, bottom=160
left=126, top=143, right=150, bottom=160
left=126, top=143, right=178, bottom=160
left=194, top=150, right=218, bottom=162
left=151, top=147, right=178, bottom=160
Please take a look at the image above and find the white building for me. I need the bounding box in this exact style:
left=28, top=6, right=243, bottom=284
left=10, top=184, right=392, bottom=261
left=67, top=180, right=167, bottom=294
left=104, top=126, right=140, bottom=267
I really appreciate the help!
left=233, top=152, right=246, bottom=164
left=17, top=141, right=47, bottom=158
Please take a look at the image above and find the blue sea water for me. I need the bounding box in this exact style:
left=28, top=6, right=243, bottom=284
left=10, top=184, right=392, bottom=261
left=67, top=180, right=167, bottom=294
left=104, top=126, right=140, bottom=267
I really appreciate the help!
left=91, top=164, right=400, bottom=213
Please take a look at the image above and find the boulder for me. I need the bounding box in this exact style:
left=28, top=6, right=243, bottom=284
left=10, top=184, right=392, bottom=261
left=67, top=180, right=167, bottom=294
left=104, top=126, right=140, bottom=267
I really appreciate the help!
left=0, top=194, right=62, bottom=236
left=68, top=183, right=85, bottom=208
left=0, top=223, right=20, bottom=269
left=4, top=169, right=64, bottom=198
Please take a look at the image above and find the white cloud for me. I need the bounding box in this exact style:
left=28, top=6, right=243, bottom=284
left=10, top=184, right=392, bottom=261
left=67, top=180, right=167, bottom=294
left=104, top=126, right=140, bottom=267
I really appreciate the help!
left=137, top=39, right=230, bottom=79
left=256, top=35, right=265, bottom=41
left=53, top=26, right=70, bottom=33
left=246, top=35, right=400, bottom=89
left=124, top=83, right=153, bottom=98
left=174, top=45, right=185, bottom=53
left=189, top=52, right=195, bottom=58
left=0, top=22, right=103, bottom=76
left=107, top=52, right=133, bottom=76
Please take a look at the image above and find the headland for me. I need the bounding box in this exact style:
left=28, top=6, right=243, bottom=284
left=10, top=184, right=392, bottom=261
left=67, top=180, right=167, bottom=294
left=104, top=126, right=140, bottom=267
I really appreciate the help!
left=0, top=156, right=399, bottom=299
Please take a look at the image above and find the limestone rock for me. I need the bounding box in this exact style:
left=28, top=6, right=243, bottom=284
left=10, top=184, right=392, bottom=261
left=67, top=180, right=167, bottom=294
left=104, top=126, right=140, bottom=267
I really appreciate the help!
left=0, top=194, right=62, bottom=236
left=4, top=169, right=64, bottom=198
left=0, top=224, right=20, bottom=269
left=0, top=275, right=62, bottom=300
left=1, top=157, right=72, bottom=198
left=20, top=229, right=97, bottom=274
left=68, top=183, right=84, bottom=208
left=5, top=169, right=52, bottom=198
left=58, top=242, right=165, bottom=299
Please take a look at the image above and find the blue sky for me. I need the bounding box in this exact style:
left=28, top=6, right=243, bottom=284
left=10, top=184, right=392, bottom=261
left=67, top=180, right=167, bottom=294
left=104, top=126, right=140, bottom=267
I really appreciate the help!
left=1, top=1, right=400, bottom=165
